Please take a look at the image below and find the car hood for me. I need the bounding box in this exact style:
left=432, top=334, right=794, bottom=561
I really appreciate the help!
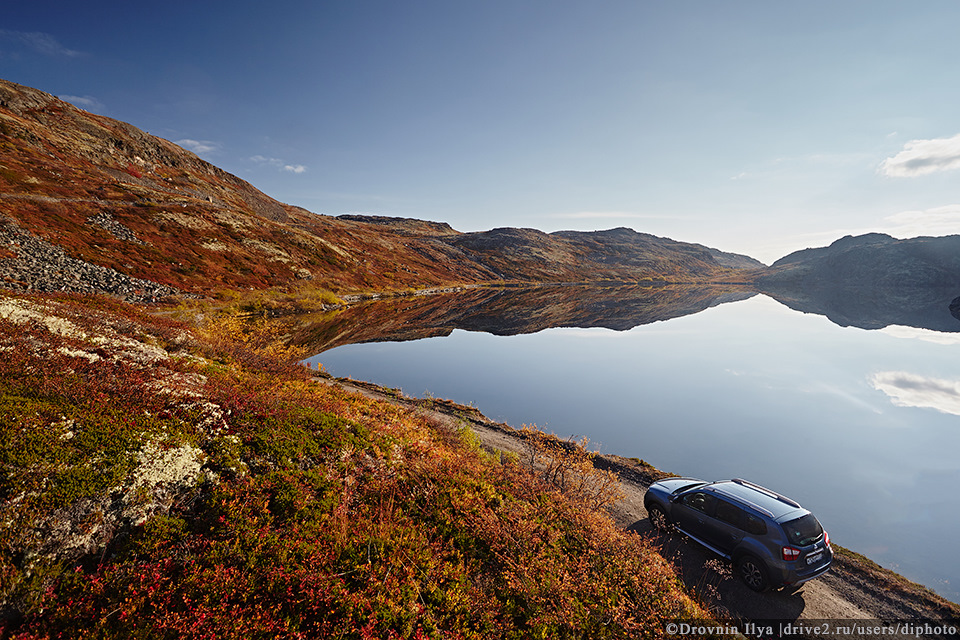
left=650, top=477, right=706, bottom=495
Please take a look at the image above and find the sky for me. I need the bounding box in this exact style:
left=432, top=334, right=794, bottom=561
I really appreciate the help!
left=3, top=1, right=960, bottom=264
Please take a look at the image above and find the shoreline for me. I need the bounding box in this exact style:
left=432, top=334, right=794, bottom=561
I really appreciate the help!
left=313, top=372, right=960, bottom=623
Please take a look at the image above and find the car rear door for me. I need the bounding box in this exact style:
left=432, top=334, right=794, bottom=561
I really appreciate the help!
left=701, top=498, right=746, bottom=555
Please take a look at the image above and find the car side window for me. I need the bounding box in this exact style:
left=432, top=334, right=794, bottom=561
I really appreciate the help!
left=744, top=513, right=767, bottom=535
left=680, top=491, right=716, bottom=514
left=715, top=500, right=743, bottom=528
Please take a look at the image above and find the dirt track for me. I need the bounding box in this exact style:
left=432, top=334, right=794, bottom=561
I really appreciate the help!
left=316, top=375, right=959, bottom=636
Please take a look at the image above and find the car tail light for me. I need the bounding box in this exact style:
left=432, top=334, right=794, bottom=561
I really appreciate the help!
left=824, top=531, right=831, bottom=548
left=782, top=546, right=801, bottom=561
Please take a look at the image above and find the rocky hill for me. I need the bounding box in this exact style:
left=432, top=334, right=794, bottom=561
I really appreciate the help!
left=0, top=78, right=760, bottom=302
left=760, top=233, right=960, bottom=289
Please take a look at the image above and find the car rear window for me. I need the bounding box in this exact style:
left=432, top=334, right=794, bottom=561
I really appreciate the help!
left=782, top=514, right=823, bottom=546
left=715, top=500, right=743, bottom=527
left=744, top=513, right=767, bottom=535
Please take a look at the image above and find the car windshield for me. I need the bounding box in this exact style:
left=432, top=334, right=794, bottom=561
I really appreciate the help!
left=782, top=514, right=823, bottom=546
left=671, top=482, right=706, bottom=495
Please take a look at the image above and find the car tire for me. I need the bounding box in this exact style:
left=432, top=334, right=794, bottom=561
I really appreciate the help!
left=736, top=555, right=770, bottom=592
left=648, top=504, right=670, bottom=531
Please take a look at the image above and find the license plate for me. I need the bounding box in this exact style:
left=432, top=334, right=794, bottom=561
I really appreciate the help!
left=806, top=552, right=823, bottom=565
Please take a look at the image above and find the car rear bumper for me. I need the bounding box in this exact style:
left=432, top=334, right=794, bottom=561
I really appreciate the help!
left=779, top=558, right=833, bottom=587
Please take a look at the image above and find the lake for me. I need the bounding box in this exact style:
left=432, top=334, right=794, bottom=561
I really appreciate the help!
left=302, top=285, right=960, bottom=602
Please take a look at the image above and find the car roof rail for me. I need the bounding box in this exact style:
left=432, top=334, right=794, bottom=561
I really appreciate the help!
left=731, top=478, right=802, bottom=508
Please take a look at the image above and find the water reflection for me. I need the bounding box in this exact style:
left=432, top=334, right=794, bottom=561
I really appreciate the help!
left=759, top=285, right=960, bottom=333
left=293, top=284, right=758, bottom=353
left=869, top=371, right=960, bottom=415
left=293, top=283, right=960, bottom=356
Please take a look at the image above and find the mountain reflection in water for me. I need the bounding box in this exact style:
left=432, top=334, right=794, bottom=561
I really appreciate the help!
left=294, top=284, right=757, bottom=353
left=294, top=283, right=960, bottom=355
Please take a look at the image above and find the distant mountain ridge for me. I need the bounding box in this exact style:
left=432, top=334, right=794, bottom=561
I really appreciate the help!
left=0, top=77, right=761, bottom=300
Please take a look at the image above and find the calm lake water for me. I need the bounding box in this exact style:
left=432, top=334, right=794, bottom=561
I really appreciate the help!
left=304, top=289, right=960, bottom=602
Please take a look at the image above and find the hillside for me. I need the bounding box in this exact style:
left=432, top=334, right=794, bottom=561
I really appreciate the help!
left=0, top=78, right=759, bottom=303
left=0, top=290, right=712, bottom=638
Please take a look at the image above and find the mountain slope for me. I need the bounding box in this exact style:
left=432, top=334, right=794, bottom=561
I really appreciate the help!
left=760, top=233, right=960, bottom=288
left=0, top=78, right=759, bottom=301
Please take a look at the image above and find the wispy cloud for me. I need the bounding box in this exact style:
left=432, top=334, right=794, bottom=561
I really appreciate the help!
left=778, top=204, right=960, bottom=254
left=880, top=133, right=960, bottom=177
left=870, top=371, right=960, bottom=415
left=879, top=204, right=960, bottom=237
left=879, top=326, right=960, bottom=346
left=177, top=139, right=221, bottom=155
left=0, top=29, right=82, bottom=58
left=250, top=155, right=282, bottom=167
left=61, top=95, right=104, bottom=112
left=250, top=155, right=307, bottom=174
left=549, top=211, right=674, bottom=221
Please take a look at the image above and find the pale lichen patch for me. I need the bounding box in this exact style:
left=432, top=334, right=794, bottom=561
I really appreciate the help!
left=241, top=238, right=291, bottom=262
left=155, top=211, right=214, bottom=231
left=0, top=298, right=87, bottom=340
left=122, top=442, right=206, bottom=526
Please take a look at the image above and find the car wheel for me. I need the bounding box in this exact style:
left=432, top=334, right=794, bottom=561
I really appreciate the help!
left=648, top=504, right=670, bottom=531
left=736, top=555, right=770, bottom=592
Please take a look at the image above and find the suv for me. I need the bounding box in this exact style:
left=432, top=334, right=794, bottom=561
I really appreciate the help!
left=643, top=477, right=832, bottom=592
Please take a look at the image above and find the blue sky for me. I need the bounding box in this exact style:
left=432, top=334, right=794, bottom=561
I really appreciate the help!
left=3, top=1, right=960, bottom=263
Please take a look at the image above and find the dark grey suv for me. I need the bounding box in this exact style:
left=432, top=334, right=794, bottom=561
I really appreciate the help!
left=643, top=477, right=832, bottom=592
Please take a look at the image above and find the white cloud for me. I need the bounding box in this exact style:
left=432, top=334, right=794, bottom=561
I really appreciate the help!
left=61, top=95, right=104, bottom=111
left=870, top=371, right=960, bottom=415
left=176, top=139, right=220, bottom=155
left=283, top=164, right=307, bottom=174
left=0, top=29, right=82, bottom=58
left=880, top=133, right=960, bottom=177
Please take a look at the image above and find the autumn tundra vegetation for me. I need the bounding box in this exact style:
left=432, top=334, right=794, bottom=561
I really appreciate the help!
left=0, top=291, right=720, bottom=638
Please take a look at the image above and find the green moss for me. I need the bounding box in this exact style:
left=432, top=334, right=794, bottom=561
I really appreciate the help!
left=244, top=406, right=370, bottom=469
